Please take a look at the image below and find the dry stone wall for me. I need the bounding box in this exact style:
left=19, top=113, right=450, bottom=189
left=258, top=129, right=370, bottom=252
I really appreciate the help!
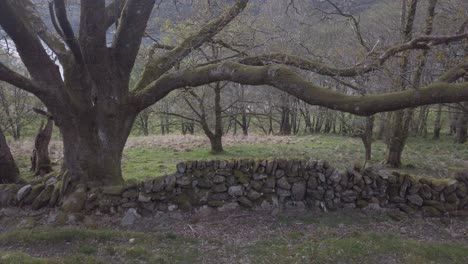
left=1, top=159, right=468, bottom=217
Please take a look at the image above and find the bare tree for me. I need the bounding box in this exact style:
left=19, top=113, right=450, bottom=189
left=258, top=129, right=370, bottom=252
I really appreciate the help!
left=0, top=127, right=19, bottom=183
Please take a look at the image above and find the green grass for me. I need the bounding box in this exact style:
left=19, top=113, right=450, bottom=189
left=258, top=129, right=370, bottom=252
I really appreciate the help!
left=121, top=134, right=467, bottom=180
left=246, top=232, right=468, bottom=264
left=0, top=228, right=200, bottom=264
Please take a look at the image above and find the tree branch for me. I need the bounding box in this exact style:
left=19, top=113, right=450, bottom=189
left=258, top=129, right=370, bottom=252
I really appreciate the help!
left=112, top=0, right=156, bottom=77
left=79, top=0, right=106, bottom=60
left=53, top=0, right=84, bottom=64
left=133, top=0, right=249, bottom=91
left=132, top=61, right=468, bottom=116
left=240, top=33, right=468, bottom=77
left=0, top=1, right=62, bottom=88
left=0, top=62, right=42, bottom=95
left=104, top=0, right=126, bottom=29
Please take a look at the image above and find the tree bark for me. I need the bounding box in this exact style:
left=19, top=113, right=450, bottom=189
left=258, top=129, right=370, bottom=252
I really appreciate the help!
left=361, top=116, right=375, bottom=161
left=31, top=116, right=53, bottom=176
left=0, top=128, right=19, bottom=183
left=432, top=104, right=442, bottom=139
left=455, top=102, right=468, bottom=144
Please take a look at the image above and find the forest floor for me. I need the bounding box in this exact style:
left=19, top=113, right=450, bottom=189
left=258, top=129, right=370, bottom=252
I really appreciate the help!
left=0, top=206, right=468, bottom=264
left=10, top=134, right=468, bottom=181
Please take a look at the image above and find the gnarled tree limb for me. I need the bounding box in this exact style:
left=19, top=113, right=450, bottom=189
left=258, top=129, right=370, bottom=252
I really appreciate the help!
left=239, top=33, right=468, bottom=77
left=133, top=0, right=249, bottom=91
left=133, top=61, right=468, bottom=116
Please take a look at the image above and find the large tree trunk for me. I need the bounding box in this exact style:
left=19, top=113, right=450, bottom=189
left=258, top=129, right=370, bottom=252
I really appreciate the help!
left=57, top=110, right=136, bottom=189
left=0, top=128, right=19, bottom=183
left=31, top=116, right=53, bottom=176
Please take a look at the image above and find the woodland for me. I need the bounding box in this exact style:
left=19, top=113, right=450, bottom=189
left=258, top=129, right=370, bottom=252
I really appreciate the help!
left=0, top=0, right=468, bottom=263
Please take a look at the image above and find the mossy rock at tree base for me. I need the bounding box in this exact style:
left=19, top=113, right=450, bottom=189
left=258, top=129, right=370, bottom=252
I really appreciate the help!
left=31, top=184, right=55, bottom=210
left=22, top=184, right=45, bottom=205
left=61, top=185, right=87, bottom=213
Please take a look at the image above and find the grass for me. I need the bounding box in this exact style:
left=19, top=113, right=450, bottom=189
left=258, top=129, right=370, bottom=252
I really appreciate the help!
left=121, top=134, right=467, bottom=181
left=0, top=228, right=200, bottom=264
left=1, top=226, right=467, bottom=264
left=246, top=232, right=468, bottom=264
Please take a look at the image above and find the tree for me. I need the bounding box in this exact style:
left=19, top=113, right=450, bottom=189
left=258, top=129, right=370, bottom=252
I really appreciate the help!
left=0, top=0, right=467, bottom=191
left=0, top=127, right=19, bottom=183
left=30, top=108, right=54, bottom=176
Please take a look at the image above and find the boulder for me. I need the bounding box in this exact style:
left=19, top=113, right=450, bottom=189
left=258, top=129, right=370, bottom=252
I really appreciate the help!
left=228, top=185, right=244, bottom=197
left=121, top=208, right=140, bottom=226
left=291, top=182, right=306, bottom=201
left=407, top=194, right=423, bottom=207
left=32, top=185, right=55, bottom=210
left=17, top=184, right=32, bottom=202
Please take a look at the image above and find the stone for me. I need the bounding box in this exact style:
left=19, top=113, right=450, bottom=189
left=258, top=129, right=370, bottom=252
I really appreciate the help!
left=318, top=173, right=326, bottom=183
left=341, top=190, right=358, bottom=203
left=265, top=177, right=276, bottom=188
left=275, top=169, right=285, bottom=178
left=164, top=174, right=177, bottom=191
left=62, top=185, right=87, bottom=213
left=422, top=206, right=442, bottom=217
left=238, top=196, right=253, bottom=208
left=176, top=175, right=192, bottom=186
left=143, top=179, right=154, bottom=193
left=445, top=193, right=459, bottom=204
left=329, top=170, right=341, bottom=183
left=45, top=177, right=58, bottom=186
left=102, top=185, right=124, bottom=195
left=218, top=202, right=239, bottom=212
left=209, top=192, right=229, bottom=201
left=228, top=185, right=244, bottom=196
left=17, top=184, right=32, bottom=202
left=122, top=189, right=138, bottom=198
left=324, top=189, right=334, bottom=200
left=276, top=188, right=291, bottom=197
left=247, top=189, right=262, bottom=200
left=456, top=183, right=467, bottom=198
left=121, top=202, right=138, bottom=208
left=32, top=185, right=54, bottom=210
left=207, top=200, right=224, bottom=207
left=212, top=184, right=227, bottom=193
left=407, top=194, right=423, bottom=206
left=277, top=177, right=291, bottom=189
left=356, top=199, right=368, bottom=209
left=23, top=184, right=45, bottom=204
left=176, top=162, right=186, bottom=173
left=444, top=181, right=458, bottom=194
left=197, top=178, right=213, bottom=189
left=253, top=173, right=267, bottom=180
left=307, top=177, right=318, bottom=189
left=138, top=192, right=152, bottom=202
left=291, top=182, right=306, bottom=201
left=121, top=208, right=140, bottom=226
left=398, top=203, right=415, bottom=215
left=419, top=184, right=432, bottom=200
left=213, top=175, right=225, bottom=184
left=250, top=180, right=264, bottom=191
left=310, top=189, right=325, bottom=200
left=49, top=185, right=60, bottom=207
left=387, top=210, right=408, bottom=221
left=363, top=175, right=373, bottom=185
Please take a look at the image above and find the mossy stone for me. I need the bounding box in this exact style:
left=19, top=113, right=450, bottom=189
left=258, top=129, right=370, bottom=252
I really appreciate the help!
left=62, top=186, right=87, bottom=213
left=234, top=170, right=249, bottom=184
left=23, top=184, right=45, bottom=205
left=32, top=184, right=54, bottom=210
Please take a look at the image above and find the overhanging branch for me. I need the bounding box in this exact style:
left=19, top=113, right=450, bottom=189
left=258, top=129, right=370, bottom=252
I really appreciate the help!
left=132, top=61, right=468, bottom=116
